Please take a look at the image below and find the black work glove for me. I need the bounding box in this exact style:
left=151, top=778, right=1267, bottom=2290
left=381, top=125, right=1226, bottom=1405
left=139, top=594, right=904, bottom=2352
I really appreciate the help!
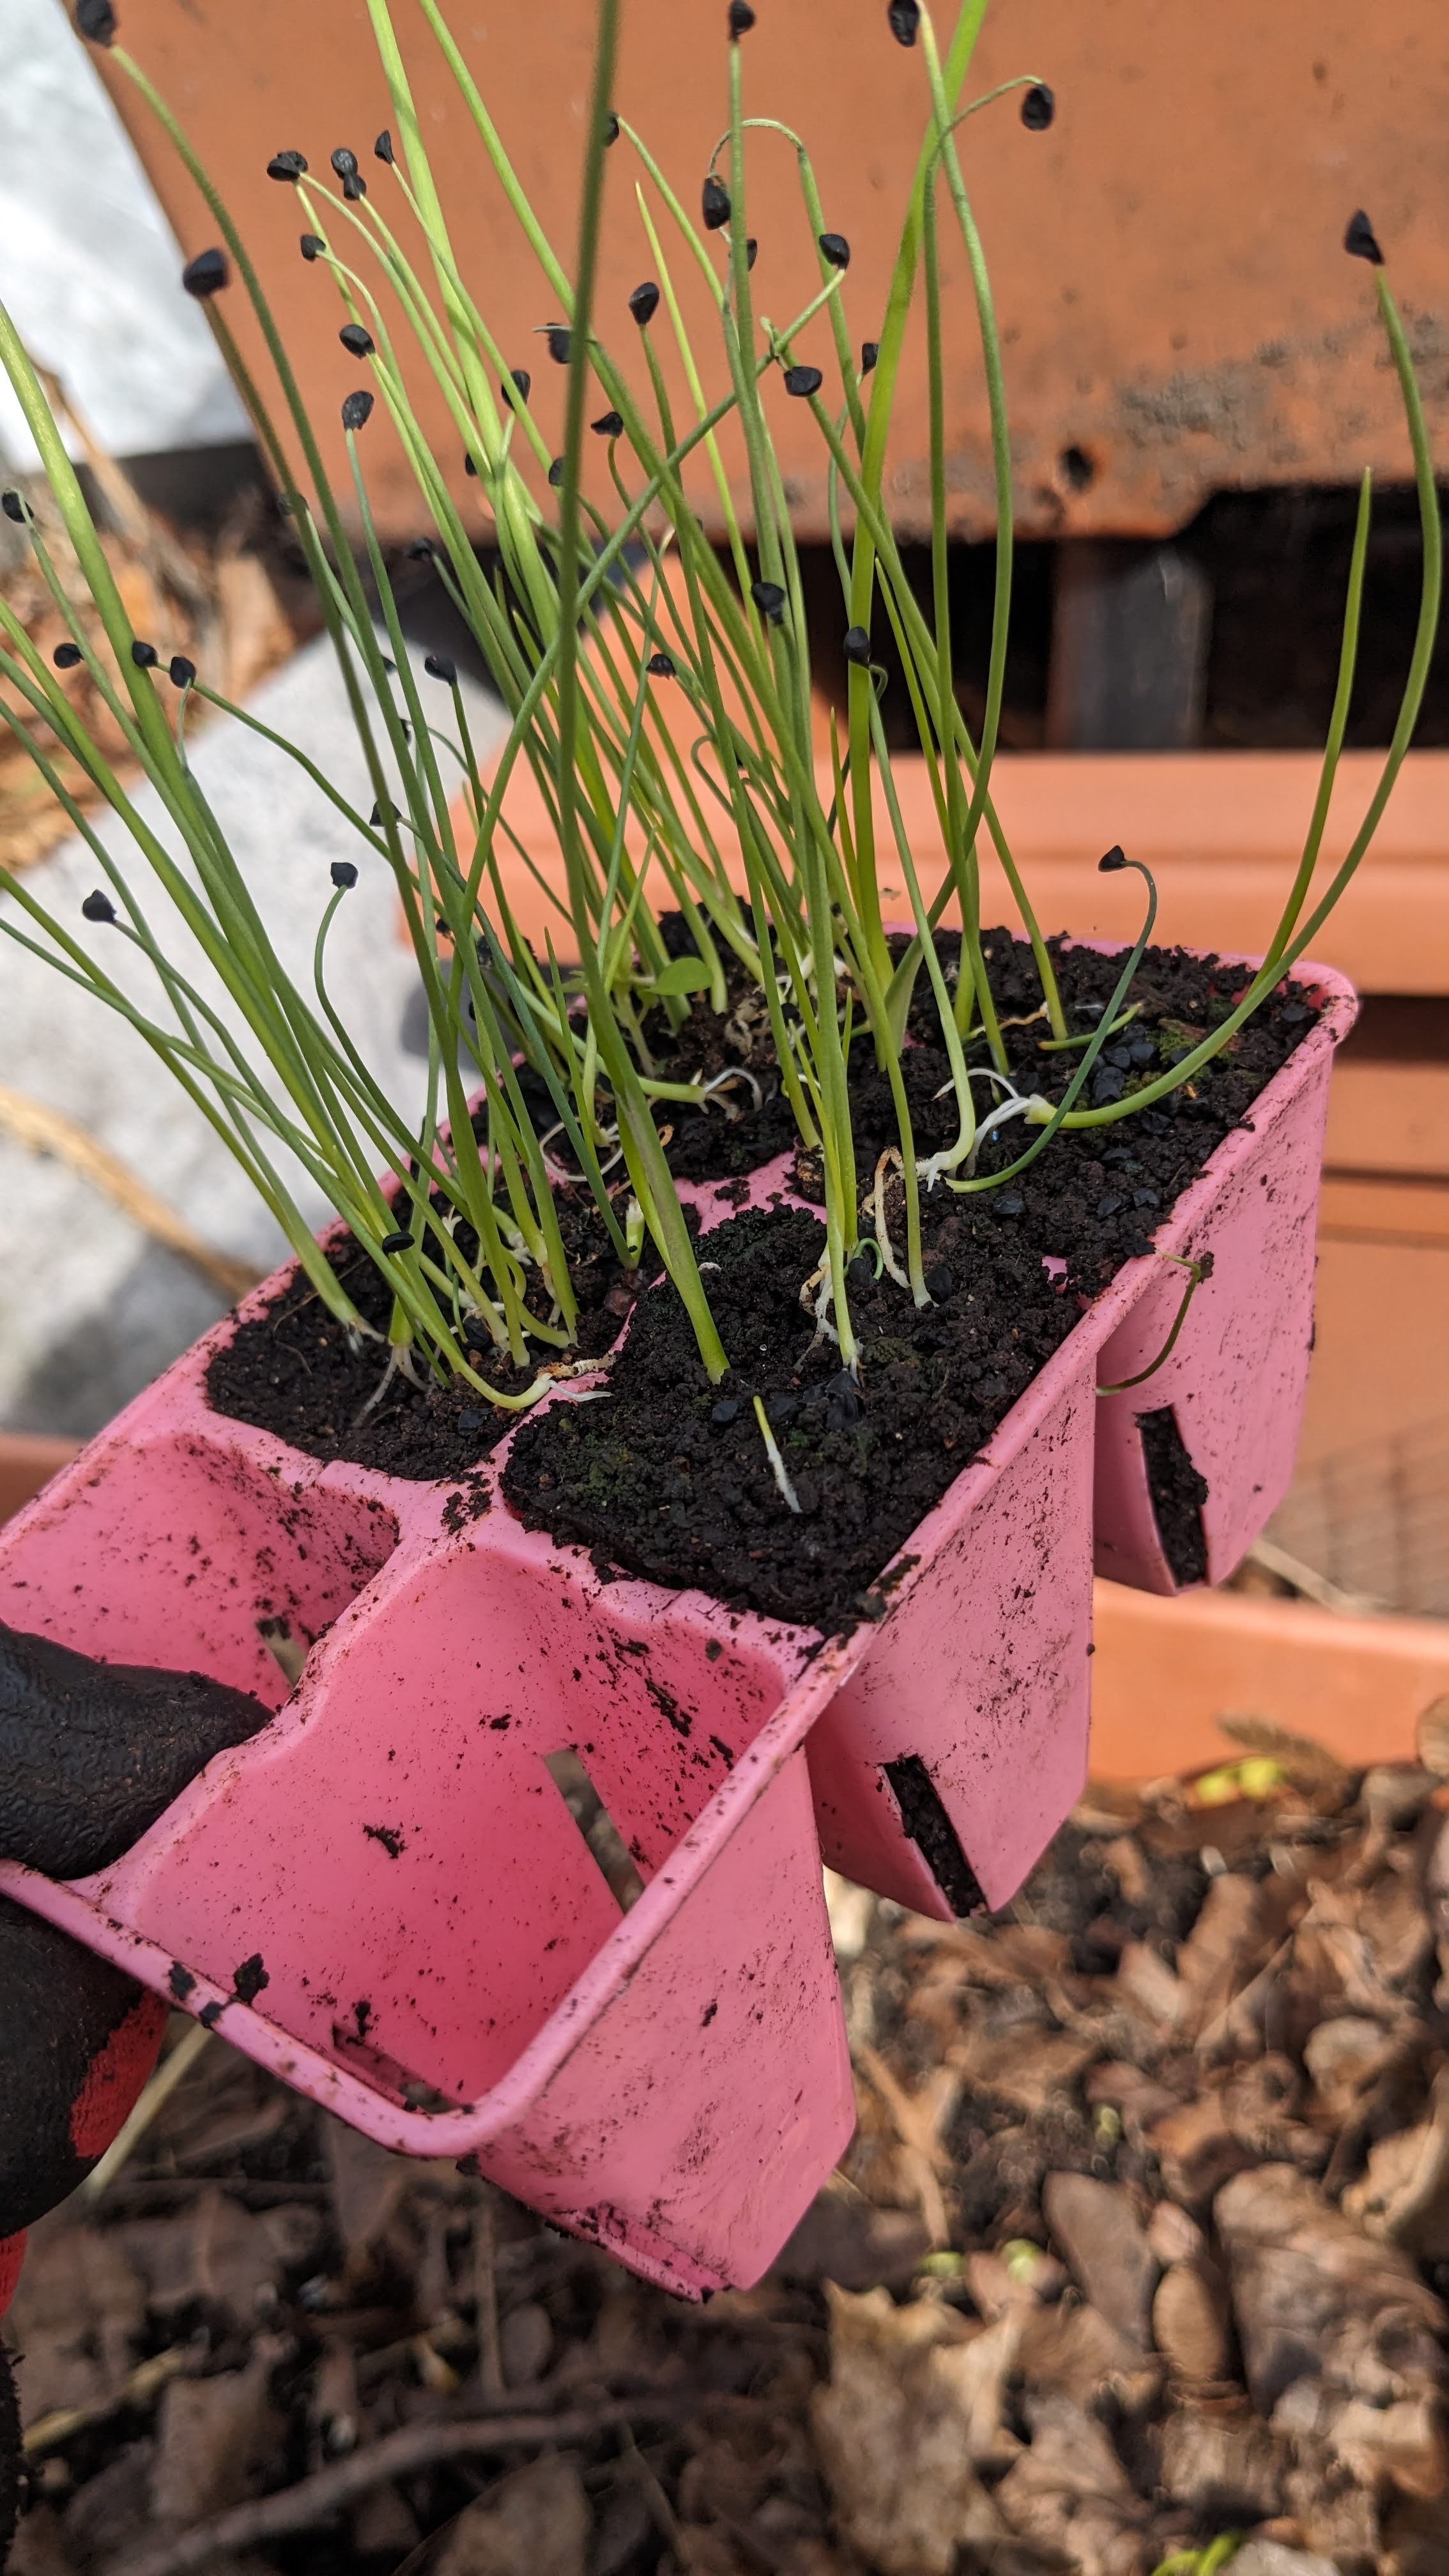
left=0, top=1620, right=270, bottom=2564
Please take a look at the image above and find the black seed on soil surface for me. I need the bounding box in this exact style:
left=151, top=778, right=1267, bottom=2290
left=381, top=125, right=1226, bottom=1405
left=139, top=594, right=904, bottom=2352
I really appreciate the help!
left=1096, top=1193, right=1124, bottom=1219
left=712, top=1399, right=741, bottom=1425
left=728, top=0, right=756, bottom=31
left=233, top=1953, right=269, bottom=2004
left=267, top=150, right=308, bottom=181
left=994, top=1192, right=1025, bottom=1215
left=592, top=409, right=625, bottom=437
left=543, top=324, right=572, bottom=363
left=885, top=1755, right=986, bottom=1915
left=300, top=234, right=324, bottom=263
left=181, top=247, right=228, bottom=298
left=843, top=625, right=872, bottom=664
left=167, top=1963, right=195, bottom=2002
left=169, top=654, right=196, bottom=687
left=341, top=390, right=374, bottom=430
left=1091, top=1067, right=1126, bottom=1104
left=752, top=580, right=786, bottom=620
left=861, top=339, right=880, bottom=372
left=53, top=641, right=82, bottom=669
left=703, top=175, right=731, bottom=231
left=380, top=1229, right=413, bottom=1254
left=629, top=280, right=661, bottom=326
left=784, top=364, right=824, bottom=397
left=424, top=652, right=457, bottom=684
left=887, top=0, right=921, bottom=45
left=76, top=0, right=116, bottom=41
left=457, top=1409, right=486, bottom=1432
left=1020, top=82, right=1055, bottom=130
left=81, top=890, right=115, bottom=923
left=330, top=860, right=358, bottom=889
left=925, top=1265, right=954, bottom=1298
left=647, top=650, right=677, bottom=677
left=1344, top=208, right=1384, bottom=265
left=1138, top=1406, right=1209, bottom=1586
left=375, top=128, right=395, bottom=164
left=339, top=323, right=374, bottom=356
left=818, top=231, right=850, bottom=269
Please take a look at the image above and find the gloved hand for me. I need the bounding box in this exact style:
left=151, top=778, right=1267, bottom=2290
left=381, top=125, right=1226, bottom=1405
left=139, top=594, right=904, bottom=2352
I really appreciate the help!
left=0, top=1620, right=269, bottom=2565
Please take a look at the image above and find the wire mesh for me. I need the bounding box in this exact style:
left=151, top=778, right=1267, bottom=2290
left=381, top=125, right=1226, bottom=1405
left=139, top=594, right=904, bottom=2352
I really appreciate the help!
left=1268, top=1414, right=1449, bottom=1619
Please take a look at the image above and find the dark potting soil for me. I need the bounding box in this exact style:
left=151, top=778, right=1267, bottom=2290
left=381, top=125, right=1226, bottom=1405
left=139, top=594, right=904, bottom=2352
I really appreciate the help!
left=207, top=934, right=1317, bottom=1625
left=1138, top=1403, right=1211, bottom=1586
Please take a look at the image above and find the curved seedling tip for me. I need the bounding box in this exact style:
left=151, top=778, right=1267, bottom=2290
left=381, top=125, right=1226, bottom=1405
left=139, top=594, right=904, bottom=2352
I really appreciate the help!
left=818, top=231, right=851, bottom=270
left=75, top=0, right=116, bottom=44
left=629, top=280, right=661, bottom=326
left=887, top=0, right=920, bottom=46
left=591, top=408, right=625, bottom=437
left=1098, top=843, right=1128, bottom=872
left=728, top=0, right=756, bottom=33
left=81, top=889, right=116, bottom=923
left=1345, top=208, right=1384, bottom=266
left=783, top=364, right=824, bottom=397
left=751, top=579, right=787, bottom=620
left=339, top=323, right=375, bottom=357
left=424, top=653, right=457, bottom=685
left=341, top=390, right=374, bottom=431
left=169, top=655, right=195, bottom=688
left=702, top=174, right=732, bottom=230
left=54, top=641, right=83, bottom=670
left=130, top=640, right=159, bottom=668
left=330, top=859, right=358, bottom=889
left=1020, top=83, right=1055, bottom=130
left=181, top=247, right=229, bottom=299
left=266, top=150, right=308, bottom=183
left=843, top=624, right=873, bottom=664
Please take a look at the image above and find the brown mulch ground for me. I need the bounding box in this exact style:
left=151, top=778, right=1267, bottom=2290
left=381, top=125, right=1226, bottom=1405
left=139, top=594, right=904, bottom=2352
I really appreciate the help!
left=6, top=1712, right=1449, bottom=2576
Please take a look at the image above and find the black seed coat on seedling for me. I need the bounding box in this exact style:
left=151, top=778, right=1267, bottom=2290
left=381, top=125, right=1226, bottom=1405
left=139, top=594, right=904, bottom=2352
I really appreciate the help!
left=424, top=653, right=457, bottom=684
left=752, top=580, right=786, bottom=620
left=300, top=233, right=325, bottom=263
left=464, top=453, right=479, bottom=475
left=53, top=642, right=82, bottom=670
left=628, top=282, right=661, bottom=330
left=603, top=112, right=620, bottom=146
left=783, top=364, right=822, bottom=397
left=746, top=236, right=759, bottom=270
left=331, top=147, right=359, bottom=180
left=169, top=655, right=195, bottom=687
left=181, top=247, right=228, bottom=298
left=647, top=651, right=677, bottom=677
left=818, top=231, right=850, bottom=269
left=130, top=640, right=158, bottom=668
left=330, top=859, right=358, bottom=888
left=861, top=339, right=880, bottom=374
left=374, top=129, right=395, bottom=164
left=592, top=409, right=625, bottom=437
left=548, top=456, right=565, bottom=487
left=702, top=174, right=731, bottom=231
left=341, top=390, right=374, bottom=430
left=1, top=491, right=26, bottom=524
left=1020, top=83, right=1054, bottom=130
left=342, top=171, right=367, bottom=201
left=728, top=0, right=756, bottom=33
left=1098, top=843, right=1128, bottom=872
left=542, top=325, right=571, bottom=364
left=266, top=150, right=308, bottom=182
left=339, top=323, right=375, bottom=356
left=75, top=0, right=116, bottom=45
left=843, top=625, right=871, bottom=664
left=81, top=889, right=115, bottom=922
left=887, top=0, right=920, bottom=45
left=1345, top=208, right=1384, bottom=265
left=381, top=1229, right=413, bottom=1254
left=504, top=367, right=532, bottom=402
left=406, top=539, right=434, bottom=558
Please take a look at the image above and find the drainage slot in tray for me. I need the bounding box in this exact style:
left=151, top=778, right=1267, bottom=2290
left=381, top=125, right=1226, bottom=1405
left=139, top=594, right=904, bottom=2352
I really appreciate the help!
left=883, top=1754, right=986, bottom=1919
left=1137, top=1404, right=1209, bottom=1586
left=544, top=1749, right=647, bottom=1912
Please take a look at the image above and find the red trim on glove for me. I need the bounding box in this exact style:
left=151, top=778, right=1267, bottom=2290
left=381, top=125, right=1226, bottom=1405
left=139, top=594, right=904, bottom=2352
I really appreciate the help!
left=69, top=1990, right=166, bottom=2159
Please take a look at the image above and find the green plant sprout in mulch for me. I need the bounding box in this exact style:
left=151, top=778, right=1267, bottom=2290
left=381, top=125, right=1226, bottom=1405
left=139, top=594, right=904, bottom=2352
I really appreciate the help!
left=0, top=1, right=1439, bottom=1493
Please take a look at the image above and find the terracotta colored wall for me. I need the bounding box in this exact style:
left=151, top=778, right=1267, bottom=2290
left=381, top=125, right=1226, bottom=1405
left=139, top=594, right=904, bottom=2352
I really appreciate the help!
left=96, top=0, right=1449, bottom=542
